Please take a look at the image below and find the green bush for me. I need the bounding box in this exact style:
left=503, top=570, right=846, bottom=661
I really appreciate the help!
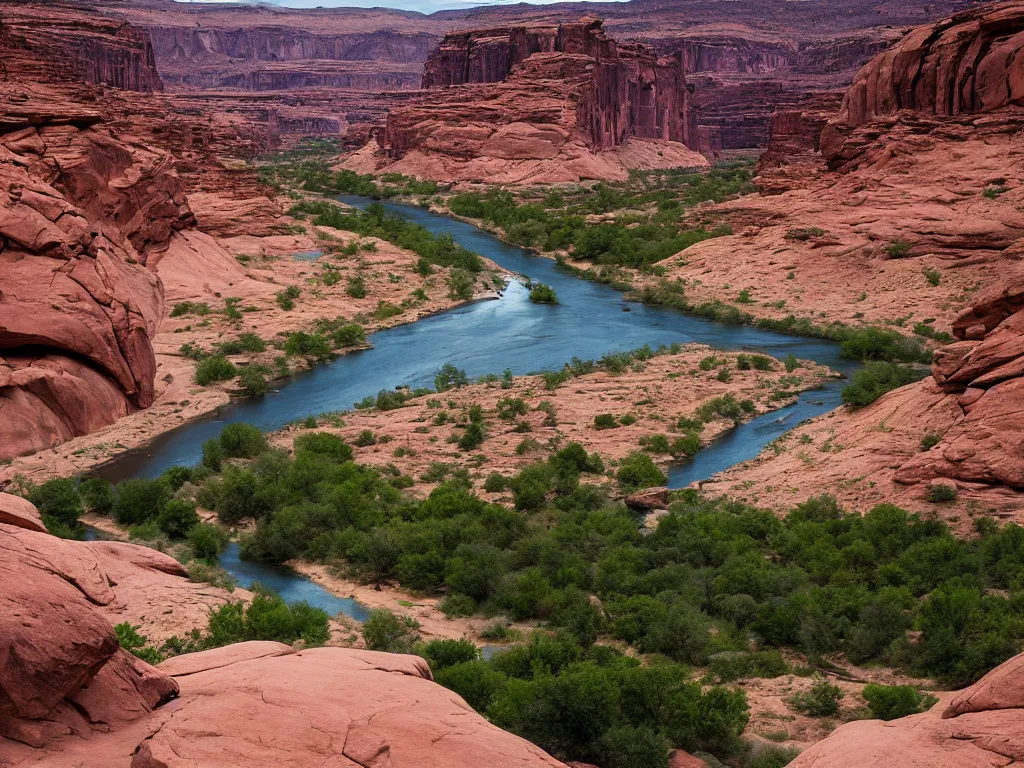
left=842, top=361, right=922, bottom=407
left=705, top=651, right=790, bottom=683
left=188, top=523, right=228, bottom=560
left=788, top=677, right=843, bottom=717
left=115, top=622, right=164, bottom=665
left=113, top=478, right=171, bottom=526
left=862, top=684, right=937, bottom=720
left=419, top=638, right=479, bottom=672
left=529, top=283, right=559, bottom=304
left=195, top=355, right=237, bottom=386
left=29, top=479, right=82, bottom=528
left=157, top=499, right=200, bottom=539
left=293, top=431, right=353, bottom=461
left=362, top=609, right=420, bottom=653
left=616, top=452, right=667, bottom=492
left=238, top=366, right=268, bottom=398
left=219, top=423, right=268, bottom=458
left=79, top=477, right=115, bottom=515
left=594, top=413, right=619, bottom=430
left=839, top=327, right=930, bottom=364
left=206, top=589, right=329, bottom=647
left=746, top=746, right=800, bottom=768
left=926, top=483, right=958, bottom=503
left=435, top=363, right=468, bottom=391
left=921, top=432, right=942, bottom=451
left=332, top=322, right=366, bottom=347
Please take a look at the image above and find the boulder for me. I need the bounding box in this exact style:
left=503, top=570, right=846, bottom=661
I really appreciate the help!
left=0, top=493, right=46, bottom=533
left=624, top=486, right=671, bottom=511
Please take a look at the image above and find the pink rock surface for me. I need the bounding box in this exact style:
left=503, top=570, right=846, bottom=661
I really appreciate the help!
left=0, top=493, right=46, bottom=533
left=1, top=511, right=568, bottom=768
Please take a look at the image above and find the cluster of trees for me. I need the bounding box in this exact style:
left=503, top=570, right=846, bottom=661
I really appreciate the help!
left=447, top=165, right=752, bottom=269
left=64, top=421, right=1022, bottom=694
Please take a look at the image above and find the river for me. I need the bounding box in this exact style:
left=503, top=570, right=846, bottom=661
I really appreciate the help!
left=96, top=196, right=860, bottom=619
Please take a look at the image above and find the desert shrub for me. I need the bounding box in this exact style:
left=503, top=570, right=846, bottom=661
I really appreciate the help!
left=839, top=327, right=930, bottom=364
left=363, top=609, right=420, bottom=653
left=862, top=684, right=937, bottom=720
left=115, top=622, right=164, bottom=665
left=419, top=638, right=479, bottom=672
left=189, top=523, right=228, bottom=560
left=195, top=355, right=237, bottom=385
left=284, top=331, right=333, bottom=360
left=926, top=483, right=958, bottom=503
left=332, top=322, right=366, bottom=347
left=293, top=431, right=353, bottom=462
left=616, top=452, right=667, bottom=492
left=113, top=478, right=171, bottom=526
left=157, top=499, right=200, bottom=539
left=787, top=677, right=843, bottom=717
left=238, top=366, right=268, bottom=397
left=842, top=362, right=922, bottom=407
left=448, top=268, right=475, bottom=300
left=435, top=363, right=468, bottom=391
left=920, top=432, right=942, bottom=451
left=218, top=423, right=268, bottom=458
left=353, top=429, right=377, bottom=447
left=79, top=477, right=115, bottom=515
left=529, top=283, right=559, bottom=304
left=206, top=589, right=329, bottom=647
left=705, top=651, right=790, bottom=683
left=497, top=397, right=528, bottom=420
left=594, top=413, right=619, bottom=430
left=29, top=479, right=82, bottom=528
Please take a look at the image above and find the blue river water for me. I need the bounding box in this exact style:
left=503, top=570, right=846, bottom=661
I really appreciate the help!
left=94, top=197, right=860, bottom=618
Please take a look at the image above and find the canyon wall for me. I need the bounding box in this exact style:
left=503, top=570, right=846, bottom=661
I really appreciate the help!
left=822, top=1, right=1024, bottom=163
left=359, top=17, right=701, bottom=182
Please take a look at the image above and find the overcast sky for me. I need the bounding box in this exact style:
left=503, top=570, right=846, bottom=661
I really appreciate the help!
left=176, top=0, right=625, bottom=15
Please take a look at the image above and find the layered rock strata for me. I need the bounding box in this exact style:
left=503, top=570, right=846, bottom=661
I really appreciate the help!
left=349, top=18, right=705, bottom=183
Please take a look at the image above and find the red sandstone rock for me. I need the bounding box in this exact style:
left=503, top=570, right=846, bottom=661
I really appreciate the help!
left=669, top=749, right=707, bottom=768
left=823, top=3, right=1024, bottom=165
left=0, top=493, right=46, bottom=533
left=789, top=651, right=1024, bottom=768
left=624, top=487, right=671, bottom=511
left=0, top=511, right=569, bottom=768
left=346, top=18, right=705, bottom=183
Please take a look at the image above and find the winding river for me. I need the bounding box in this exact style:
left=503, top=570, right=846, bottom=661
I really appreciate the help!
left=97, top=197, right=861, bottom=616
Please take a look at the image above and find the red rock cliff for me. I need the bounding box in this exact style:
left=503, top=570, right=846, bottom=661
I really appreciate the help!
left=822, top=1, right=1024, bottom=163
left=412, top=18, right=695, bottom=153
left=0, top=5, right=192, bottom=460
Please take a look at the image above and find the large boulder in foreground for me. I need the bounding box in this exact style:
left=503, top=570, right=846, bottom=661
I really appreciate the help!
left=788, top=651, right=1024, bottom=768
left=0, top=501, right=567, bottom=768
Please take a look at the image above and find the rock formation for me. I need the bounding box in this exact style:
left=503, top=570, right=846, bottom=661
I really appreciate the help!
left=345, top=18, right=706, bottom=183
left=0, top=496, right=568, bottom=768
left=822, top=2, right=1024, bottom=166
left=0, top=7, right=195, bottom=460
left=789, top=651, right=1024, bottom=767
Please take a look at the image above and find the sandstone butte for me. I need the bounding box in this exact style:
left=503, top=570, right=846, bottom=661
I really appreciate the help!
left=341, top=18, right=711, bottom=183
left=0, top=494, right=569, bottom=767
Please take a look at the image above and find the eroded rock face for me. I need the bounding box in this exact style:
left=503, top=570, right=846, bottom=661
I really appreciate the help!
left=0, top=7, right=195, bottom=460
left=822, top=2, right=1024, bottom=164
left=0, top=505, right=568, bottom=768
left=788, top=650, right=1024, bottom=768
left=349, top=18, right=705, bottom=183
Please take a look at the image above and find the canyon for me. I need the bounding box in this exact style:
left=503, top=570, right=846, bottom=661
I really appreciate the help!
left=4, top=1, right=1024, bottom=768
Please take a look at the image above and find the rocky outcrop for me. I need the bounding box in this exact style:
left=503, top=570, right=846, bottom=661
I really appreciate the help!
left=893, top=268, right=1024, bottom=493
left=0, top=506, right=569, bottom=768
left=822, top=2, right=1024, bottom=164
left=350, top=18, right=705, bottom=183
left=5, top=3, right=163, bottom=92
left=0, top=5, right=195, bottom=460
left=788, top=651, right=1024, bottom=768
left=420, top=19, right=695, bottom=150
